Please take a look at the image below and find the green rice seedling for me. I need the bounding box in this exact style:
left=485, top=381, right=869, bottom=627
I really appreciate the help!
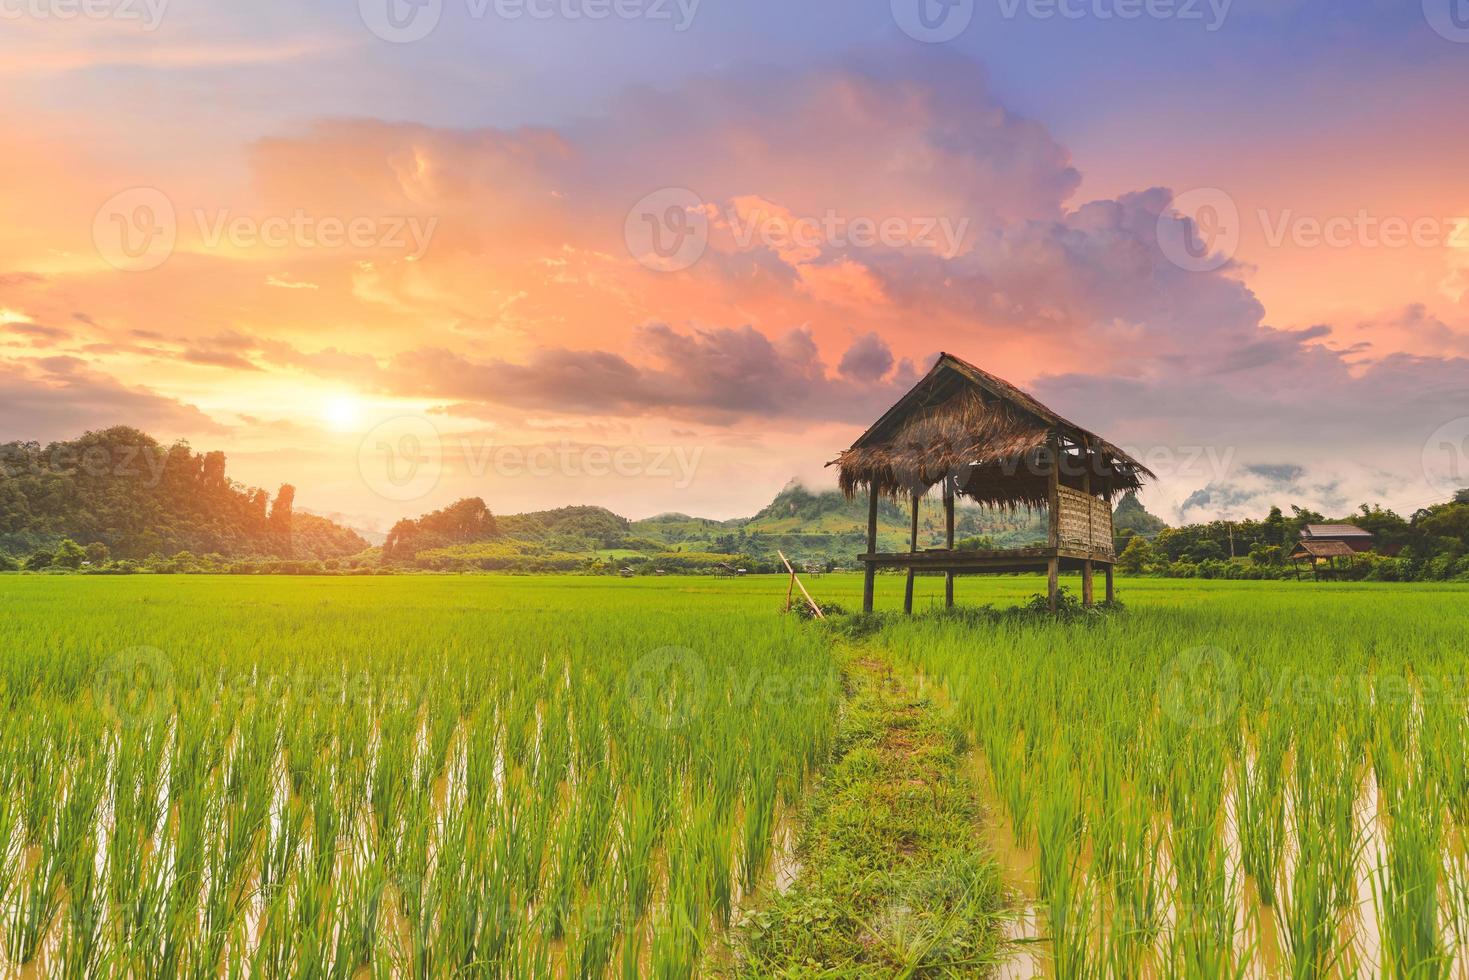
left=1278, top=813, right=1347, bottom=979
left=8, top=573, right=1466, bottom=977
left=5, top=847, right=63, bottom=966
left=739, top=766, right=778, bottom=897
left=1445, top=839, right=1469, bottom=970
left=1236, top=716, right=1288, bottom=907
left=1373, top=757, right=1449, bottom=979
left=1101, top=791, right=1164, bottom=975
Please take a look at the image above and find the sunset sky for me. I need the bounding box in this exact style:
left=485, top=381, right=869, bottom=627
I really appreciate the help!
left=3, top=0, right=1468, bottom=530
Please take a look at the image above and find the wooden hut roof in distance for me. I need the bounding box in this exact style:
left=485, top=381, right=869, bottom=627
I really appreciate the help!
left=1301, top=524, right=1373, bottom=539
left=830, top=352, right=1155, bottom=508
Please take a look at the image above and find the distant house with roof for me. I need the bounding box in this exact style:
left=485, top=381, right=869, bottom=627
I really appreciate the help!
left=1289, top=523, right=1378, bottom=578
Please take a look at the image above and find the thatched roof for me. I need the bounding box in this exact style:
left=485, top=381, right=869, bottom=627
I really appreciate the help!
left=1291, top=539, right=1356, bottom=559
left=830, top=353, right=1153, bottom=507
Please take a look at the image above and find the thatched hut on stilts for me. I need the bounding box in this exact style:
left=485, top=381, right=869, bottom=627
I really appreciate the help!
left=830, top=353, right=1154, bottom=613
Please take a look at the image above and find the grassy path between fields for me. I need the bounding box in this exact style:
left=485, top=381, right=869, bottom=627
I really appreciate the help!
left=718, top=647, right=1008, bottom=977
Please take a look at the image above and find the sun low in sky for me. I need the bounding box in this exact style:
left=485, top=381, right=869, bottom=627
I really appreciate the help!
left=3, top=0, right=1468, bottom=530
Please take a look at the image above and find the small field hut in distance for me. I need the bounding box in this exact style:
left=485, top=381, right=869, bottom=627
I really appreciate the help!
left=831, top=353, right=1155, bottom=613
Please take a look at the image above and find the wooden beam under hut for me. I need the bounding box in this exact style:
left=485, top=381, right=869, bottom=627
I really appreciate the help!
left=904, top=493, right=919, bottom=614
left=863, top=484, right=879, bottom=613
left=944, top=475, right=955, bottom=608
left=1047, top=435, right=1060, bottom=613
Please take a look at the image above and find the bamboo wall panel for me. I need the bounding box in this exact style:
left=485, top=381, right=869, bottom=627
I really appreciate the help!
left=1056, top=485, right=1115, bottom=554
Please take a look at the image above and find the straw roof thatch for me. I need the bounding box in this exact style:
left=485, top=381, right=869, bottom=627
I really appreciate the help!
left=1291, top=539, right=1356, bottom=559
left=830, top=353, right=1153, bottom=507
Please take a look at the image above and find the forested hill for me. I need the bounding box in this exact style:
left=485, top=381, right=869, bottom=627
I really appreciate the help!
left=0, top=427, right=366, bottom=560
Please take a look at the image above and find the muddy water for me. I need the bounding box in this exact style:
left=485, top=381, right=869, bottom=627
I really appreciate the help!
left=961, top=741, right=1469, bottom=979
left=966, top=750, right=1046, bottom=980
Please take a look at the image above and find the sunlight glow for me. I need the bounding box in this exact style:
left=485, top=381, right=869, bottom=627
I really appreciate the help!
left=322, top=394, right=363, bottom=432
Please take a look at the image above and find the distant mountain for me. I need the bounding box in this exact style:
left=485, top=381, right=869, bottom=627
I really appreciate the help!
left=381, top=480, right=1050, bottom=570
left=1113, top=490, right=1169, bottom=541
left=0, top=427, right=367, bottom=560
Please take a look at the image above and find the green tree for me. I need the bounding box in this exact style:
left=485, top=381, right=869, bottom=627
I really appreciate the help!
left=54, top=539, right=86, bottom=569
left=1264, top=505, right=1287, bottom=546
left=1117, top=535, right=1155, bottom=574
left=25, top=550, right=53, bottom=570
left=84, top=541, right=110, bottom=565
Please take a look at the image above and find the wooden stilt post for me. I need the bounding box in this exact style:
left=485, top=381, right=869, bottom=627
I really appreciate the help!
left=1047, top=436, right=1061, bottom=612
left=862, top=485, right=879, bottom=613
left=1104, top=564, right=1115, bottom=603
left=943, top=475, right=956, bottom=608
left=1081, top=468, right=1094, bottom=607
left=904, top=492, right=919, bottom=614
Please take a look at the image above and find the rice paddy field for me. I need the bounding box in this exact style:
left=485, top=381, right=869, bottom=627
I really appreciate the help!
left=2, top=573, right=1468, bottom=977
